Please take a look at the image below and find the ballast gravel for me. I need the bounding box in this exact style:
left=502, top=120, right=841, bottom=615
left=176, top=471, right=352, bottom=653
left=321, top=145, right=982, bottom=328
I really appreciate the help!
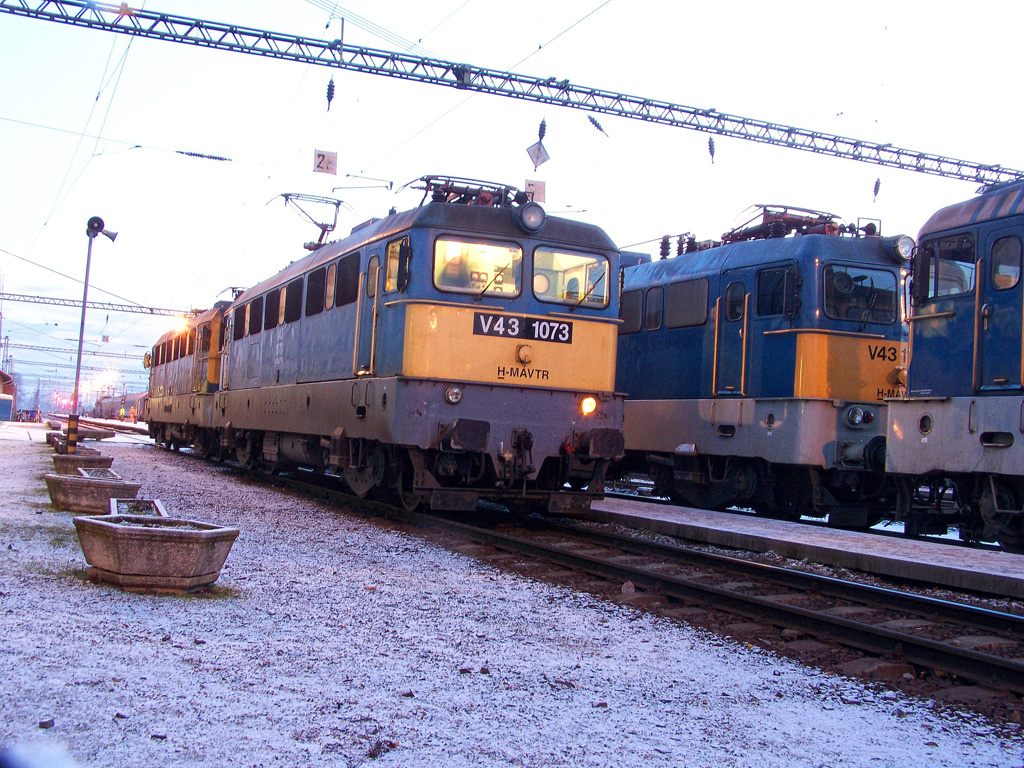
left=0, top=423, right=1020, bottom=767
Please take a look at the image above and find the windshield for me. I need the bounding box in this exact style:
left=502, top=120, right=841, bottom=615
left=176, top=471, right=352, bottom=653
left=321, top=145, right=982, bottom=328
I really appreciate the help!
left=433, top=237, right=522, bottom=297
left=533, top=247, right=610, bottom=308
left=823, top=264, right=898, bottom=324
left=917, top=233, right=977, bottom=300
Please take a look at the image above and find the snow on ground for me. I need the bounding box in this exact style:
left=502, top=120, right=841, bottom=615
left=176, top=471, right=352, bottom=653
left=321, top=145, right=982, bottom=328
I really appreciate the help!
left=0, top=423, right=1020, bottom=767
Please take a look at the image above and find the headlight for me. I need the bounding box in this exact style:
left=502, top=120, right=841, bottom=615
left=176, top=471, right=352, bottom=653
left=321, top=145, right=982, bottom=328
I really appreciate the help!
left=846, top=406, right=865, bottom=426
left=580, top=396, right=597, bottom=416
left=882, top=234, right=915, bottom=263
left=444, top=386, right=463, bottom=405
left=517, top=202, right=546, bottom=233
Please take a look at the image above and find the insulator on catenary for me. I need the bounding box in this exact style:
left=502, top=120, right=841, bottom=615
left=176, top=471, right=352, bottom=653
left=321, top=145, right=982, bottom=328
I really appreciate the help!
left=539, top=118, right=547, bottom=142
left=873, top=177, right=881, bottom=202
left=326, top=77, right=336, bottom=112
left=588, top=115, right=607, bottom=136
left=708, top=137, right=716, bottom=163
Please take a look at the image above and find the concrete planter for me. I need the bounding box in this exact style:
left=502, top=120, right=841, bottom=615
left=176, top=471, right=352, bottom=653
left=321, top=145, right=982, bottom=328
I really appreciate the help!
left=77, top=467, right=121, bottom=480
left=44, top=473, right=141, bottom=514
left=52, top=441, right=102, bottom=455
left=109, top=498, right=169, bottom=517
left=73, top=515, right=240, bottom=592
left=51, top=454, right=114, bottom=475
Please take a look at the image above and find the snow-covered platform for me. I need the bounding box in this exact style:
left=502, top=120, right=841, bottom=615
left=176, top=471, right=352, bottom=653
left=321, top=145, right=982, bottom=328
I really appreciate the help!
left=590, top=496, right=1024, bottom=600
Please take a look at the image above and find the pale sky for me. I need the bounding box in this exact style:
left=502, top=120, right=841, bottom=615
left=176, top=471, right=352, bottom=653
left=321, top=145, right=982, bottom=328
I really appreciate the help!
left=1, top=1, right=1020, bottom=404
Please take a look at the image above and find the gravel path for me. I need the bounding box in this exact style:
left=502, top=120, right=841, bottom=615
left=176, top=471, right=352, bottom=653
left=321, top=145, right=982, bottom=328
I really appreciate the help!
left=1, top=424, right=1020, bottom=767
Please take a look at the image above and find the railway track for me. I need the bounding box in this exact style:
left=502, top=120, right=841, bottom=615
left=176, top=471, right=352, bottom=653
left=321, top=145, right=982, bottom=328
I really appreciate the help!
left=410, top=511, right=1024, bottom=698
left=138, top=442, right=1024, bottom=712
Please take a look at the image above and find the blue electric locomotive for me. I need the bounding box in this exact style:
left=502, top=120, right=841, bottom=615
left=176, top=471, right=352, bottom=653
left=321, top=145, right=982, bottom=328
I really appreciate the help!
left=616, top=206, right=914, bottom=526
left=145, top=176, right=625, bottom=514
left=886, top=181, right=1024, bottom=549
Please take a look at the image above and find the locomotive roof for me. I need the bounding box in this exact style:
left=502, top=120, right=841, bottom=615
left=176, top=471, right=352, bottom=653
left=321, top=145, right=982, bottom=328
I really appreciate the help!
left=152, top=300, right=230, bottom=347
left=233, top=201, right=617, bottom=305
left=622, top=234, right=899, bottom=287
left=919, top=180, right=1024, bottom=238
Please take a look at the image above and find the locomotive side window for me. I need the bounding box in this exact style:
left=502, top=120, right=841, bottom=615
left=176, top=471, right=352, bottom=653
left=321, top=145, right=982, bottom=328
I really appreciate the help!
left=991, top=236, right=1022, bottom=290
left=824, top=265, right=897, bottom=324
left=233, top=305, right=246, bottom=341
left=367, top=255, right=379, bottom=298
left=619, top=289, right=642, bottom=334
left=306, top=268, right=326, bottom=317
left=386, top=236, right=410, bottom=293
left=665, top=278, right=709, bottom=328
left=336, top=253, right=359, bottom=306
left=284, top=278, right=303, bottom=323
left=644, top=286, right=664, bottom=331
left=248, top=296, right=263, bottom=336
left=724, top=282, right=745, bottom=321
left=914, top=233, right=977, bottom=302
left=264, top=289, right=280, bottom=331
left=533, top=247, right=608, bottom=307
left=756, top=267, right=787, bottom=316
left=326, top=263, right=336, bottom=308
left=435, top=237, right=523, bottom=297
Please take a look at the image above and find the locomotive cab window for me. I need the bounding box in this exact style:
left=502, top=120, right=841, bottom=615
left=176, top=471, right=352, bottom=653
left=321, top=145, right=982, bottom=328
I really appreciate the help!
left=757, top=268, right=786, bottom=315
left=434, top=237, right=523, bottom=297
left=336, top=252, right=359, bottom=306
left=533, top=247, right=609, bottom=307
left=386, top=236, right=411, bottom=293
left=367, top=254, right=380, bottom=298
left=724, top=282, right=745, bottom=321
left=992, top=235, right=1022, bottom=290
left=824, top=265, right=897, bottom=324
left=913, top=233, right=977, bottom=303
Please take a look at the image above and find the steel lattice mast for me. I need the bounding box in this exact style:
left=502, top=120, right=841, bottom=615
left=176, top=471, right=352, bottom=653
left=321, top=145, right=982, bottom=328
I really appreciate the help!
left=2, top=0, right=1021, bottom=185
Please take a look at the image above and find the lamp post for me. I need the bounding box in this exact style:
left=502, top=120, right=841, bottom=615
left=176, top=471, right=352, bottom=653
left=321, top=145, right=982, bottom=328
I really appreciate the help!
left=68, top=216, right=116, bottom=454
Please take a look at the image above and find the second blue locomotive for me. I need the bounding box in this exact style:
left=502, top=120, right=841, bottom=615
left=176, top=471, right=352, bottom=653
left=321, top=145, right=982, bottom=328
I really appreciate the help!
left=615, top=206, right=913, bottom=526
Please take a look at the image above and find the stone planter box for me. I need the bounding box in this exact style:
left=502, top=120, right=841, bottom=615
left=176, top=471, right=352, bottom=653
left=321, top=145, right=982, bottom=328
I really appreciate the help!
left=109, top=498, right=168, bottom=517
left=51, top=454, right=114, bottom=475
left=53, top=441, right=102, bottom=455
left=73, top=515, right=240, bottom=592
left=44, top=473, right=141, bottom=514
left=77, top=467, right=121, bottom=480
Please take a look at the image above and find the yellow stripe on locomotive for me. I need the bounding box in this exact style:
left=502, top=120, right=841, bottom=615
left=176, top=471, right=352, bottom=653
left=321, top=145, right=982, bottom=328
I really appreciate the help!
left=786, top=329, right=908, bottom=401
left=399, top=301, right=618, bottom=392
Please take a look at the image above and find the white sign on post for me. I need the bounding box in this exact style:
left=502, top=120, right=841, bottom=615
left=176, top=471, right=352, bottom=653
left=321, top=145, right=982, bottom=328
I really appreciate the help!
left=314, top=150, right=338, bottom=175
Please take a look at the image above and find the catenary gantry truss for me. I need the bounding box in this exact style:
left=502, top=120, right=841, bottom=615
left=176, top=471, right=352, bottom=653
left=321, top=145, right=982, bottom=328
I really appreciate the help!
left=0, top=292, right=190, bottom=317
left=2, top=0, right=1022, bottom=185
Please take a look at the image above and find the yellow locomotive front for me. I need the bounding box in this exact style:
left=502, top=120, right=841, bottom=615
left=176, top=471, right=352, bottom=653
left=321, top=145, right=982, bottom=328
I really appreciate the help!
left=209, top=177, right=624, bottom=514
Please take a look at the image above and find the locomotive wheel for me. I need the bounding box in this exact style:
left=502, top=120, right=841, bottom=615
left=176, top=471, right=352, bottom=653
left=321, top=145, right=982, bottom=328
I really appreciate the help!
left=343, top=444, right=385, bottom=498
left=192, top=431, right=213, bottom=459
left=234, top=431, right=262, bottom=468
left=389, top=452, right=421, bottom=513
